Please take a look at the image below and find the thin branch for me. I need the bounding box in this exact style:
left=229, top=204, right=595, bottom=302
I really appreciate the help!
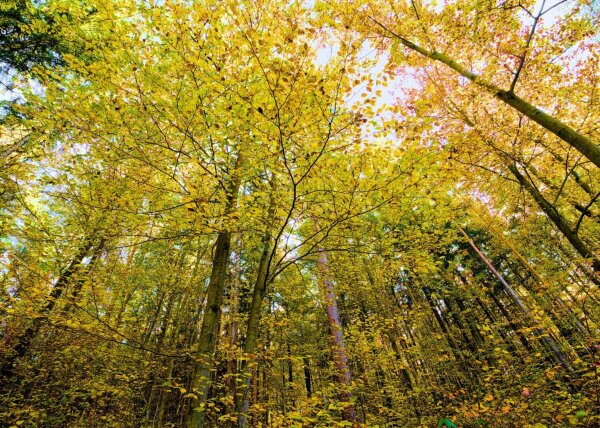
left=510, top=0, right=545, bottom=93
left=575, top=191, right=600, bottom=233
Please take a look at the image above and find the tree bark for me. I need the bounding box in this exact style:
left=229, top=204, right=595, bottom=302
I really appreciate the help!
left=303, top=357, right=312, bottom=398
left=317, top=249, right=357, bottom=425
left=186, top=155, right=243, bottom=428
left=527, top=165, right=599, bottom=220
left=489, top=291, right=532, bottom=351
left=370, top=17, right=600, bottom=168
left=235, top=181, right=277, bottom=428
left=542, top=149, right=596, bottom=197
left=225, top=258, right=240, bottom=405
left=62, top=238, right=106, bottom=313
left=156, top=291, right=186, bottom=427
left=507, top=163, right=600, bottom=276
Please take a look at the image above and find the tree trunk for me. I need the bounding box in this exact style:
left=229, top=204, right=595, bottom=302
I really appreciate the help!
left=225, top=251, right=241, bottom=411
left=235, top=181, right=277, bottom=428
left=157, top=291, right=186, bottom=427
left=459, top=227, right=575, bottom=375
left=235, top=230, right=274, bottom=427
left=507, top=163, right=600, bottom=276
left=370, top=18, right=600, bottom=168
left=542, top=149, right=595, bottom=197
left=186, top=155, right=243, bottom=428
left=527, top=165, right=599, bottom=220
left=489, top=291, right=532, bottom=351
left=62, top=238, right=106, bottom=313
left=303, top=357, right=312, bottom=398
left=455, top=297, right=485, bottom=348
left=1, top=237, right=96, bottom=380
left=422, top=287, right=461, bottom=358
left=317, top=249, right=356, bottom=425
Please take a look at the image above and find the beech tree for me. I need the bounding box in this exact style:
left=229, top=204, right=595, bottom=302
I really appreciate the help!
left=1, top=1, right=598, bottom=427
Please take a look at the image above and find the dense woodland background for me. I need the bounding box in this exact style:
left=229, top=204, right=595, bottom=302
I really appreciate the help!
left=0, top=0, right=599, bottom=427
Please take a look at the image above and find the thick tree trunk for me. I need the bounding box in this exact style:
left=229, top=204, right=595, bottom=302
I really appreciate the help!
left=496, top=92, right=600, bottom=168
left=186, top=155, right=243, bottom=428
left=186, top=232, right=232, bottom=427
left=370, top=17, right=600, bottom=168
left=62, top=238, right=106, bottom=313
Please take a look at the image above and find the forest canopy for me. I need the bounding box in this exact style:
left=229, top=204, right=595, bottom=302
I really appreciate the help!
left=0, top=0, right=598, bottom=427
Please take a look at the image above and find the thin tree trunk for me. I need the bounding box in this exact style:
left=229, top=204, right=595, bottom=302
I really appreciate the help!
left=422, top=289, right=470, bottom=388
left=142, top=291, right=166, bottom=348
left=423, top=287, right=459, bottom=353
left=507, top=163, right=600, bottom=276
left=473, top=295, right=519, bottom=354
left=157, top=291, right=186, bottom=427
left=225, top=251, right=241, bottom=409
left=444, top=296, right=478, bottom=354
left=544, top=150, right=596, bottom=197
left=303, top=357, right=312, bottom=398
left=1, top=238, right=96, bottom=379
left=489, top=291, right=532, bottom=351
left=317, top=249, right=357, bottom=425
left=455, top=297, right=485, bottom=347
left=500, top=253, right=590, bottom=340
left=527, top=165, right=599, bottom=220
left=459, top=227, right=575, bottom=375
left=235, top=183, right=277, bottom=428
left=146, top=267, right=182, bottom=423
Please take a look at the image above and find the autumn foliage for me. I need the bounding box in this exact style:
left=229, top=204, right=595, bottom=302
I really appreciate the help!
left=0, top=1, right=598, bottom=427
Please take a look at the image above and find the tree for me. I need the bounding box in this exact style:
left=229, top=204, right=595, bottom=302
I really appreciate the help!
left=1, top=1, right=598, bottom=427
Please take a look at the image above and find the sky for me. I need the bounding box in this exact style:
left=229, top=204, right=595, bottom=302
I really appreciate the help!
left=0, top=1, right=586, bottom=134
